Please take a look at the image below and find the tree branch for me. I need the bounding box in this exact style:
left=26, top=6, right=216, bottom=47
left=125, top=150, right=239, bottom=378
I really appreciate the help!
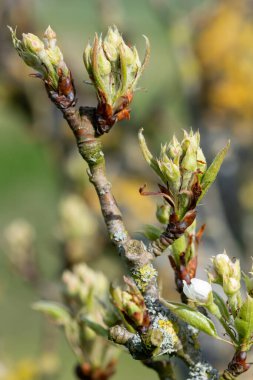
left=61, top=105, right=157, bottom=295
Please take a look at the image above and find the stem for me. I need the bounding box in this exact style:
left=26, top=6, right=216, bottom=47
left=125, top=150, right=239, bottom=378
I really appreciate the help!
left=61, top=106, right=156, bottom=295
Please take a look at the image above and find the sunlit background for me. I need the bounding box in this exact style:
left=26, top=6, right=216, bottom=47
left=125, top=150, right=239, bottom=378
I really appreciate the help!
left=1, top=0, right=253, bottom=379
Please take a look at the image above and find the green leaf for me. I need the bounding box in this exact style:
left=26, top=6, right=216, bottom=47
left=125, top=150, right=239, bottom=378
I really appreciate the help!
left=213, top=292, right=230, bottom=322
left=33, top=301, right=70, bottom=326
left=161, top=299, right=218, bottom=337
left=235, top=295, right=253, bottom=348
left=198, top=141, right=230, bottom=202
left=138, top=129, right=165, bottom=181
left=80, top=315, right=108, bottom=338
left=140, top=224, right=162, bottom=241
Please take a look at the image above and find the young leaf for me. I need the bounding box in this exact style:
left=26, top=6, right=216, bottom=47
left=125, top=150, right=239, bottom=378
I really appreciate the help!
left=213, top=291, right=230, bottom=322
left=198, top=141, right=230, bottom=202
left=138, top=129, right=165, bottom=181
left=161, top=299, right=218, bottom=337
left=140, top=224, right=163, bottom=241
left=235, top=295, right=253, bottom=349
left=80, top=315, right=108, bottom=338
left=33, top=301, right=70, bottom=326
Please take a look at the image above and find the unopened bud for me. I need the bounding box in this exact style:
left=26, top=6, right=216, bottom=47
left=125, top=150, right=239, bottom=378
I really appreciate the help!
left=223, top=276, right=241, bottom=296
left=23, top=33, right=44, bottom=53
left=212, top=252, right=230, bottom=277
left=210, top=251, right=241, bottom=296
left=83, top=26, right=150, bottom=133
left=183, top=278, right=213, bottom=304
left=10, top=26, right=75, bottom=107
left=44, top=25, right=57, bottom=48
left=156, top=204, right=171, bottom=224
left=97, top=43, right=111, bottom=76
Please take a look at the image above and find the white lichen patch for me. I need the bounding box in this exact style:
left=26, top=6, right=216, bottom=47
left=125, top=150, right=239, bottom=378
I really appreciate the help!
left=187, top=362, right=219, bottom=380
left=152, top=314, right=179, bottom=355
left=113, top=230, right=128, bottom=242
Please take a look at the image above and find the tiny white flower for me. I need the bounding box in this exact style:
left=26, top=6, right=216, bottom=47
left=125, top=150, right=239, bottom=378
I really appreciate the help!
left=183, top=278, right=212, bottom=304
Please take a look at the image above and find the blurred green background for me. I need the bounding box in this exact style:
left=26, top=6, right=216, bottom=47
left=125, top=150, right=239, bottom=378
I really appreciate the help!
left=1, top=0, right=253, bottom=379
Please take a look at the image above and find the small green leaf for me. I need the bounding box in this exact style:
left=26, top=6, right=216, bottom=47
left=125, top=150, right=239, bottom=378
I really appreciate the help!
left=213, top=292, right=230, bottom=322
left=161, top=299, right=218, bottom=337
left=80, top=315, right=108, bottom=338
left=33, top=301, right=70, bottom=326
left=198, top=141, right=230, bottom=202
left=138, top=129, right=165, bottom=181
left=235, top=295, right=253, bottom=348
left=140, top=224, right=163, bottom=241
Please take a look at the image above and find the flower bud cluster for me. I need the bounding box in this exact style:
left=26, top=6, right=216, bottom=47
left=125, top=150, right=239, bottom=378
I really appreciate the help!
left=208, top=251, right=241, bottom=296
left=139, top=129, right=229, bottom=227
left=83, top=26, right=150, bottom=134
left=9, top=26, right=75, bottom=108
left=62, top=263, right=108, bottom=307
left=139, top=129, right=205, bottom=220
left=110, top=277, right=150, bottom=330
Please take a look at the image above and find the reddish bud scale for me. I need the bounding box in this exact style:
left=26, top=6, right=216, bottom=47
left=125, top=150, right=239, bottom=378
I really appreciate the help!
left=45, top=70, right=76, bottom=109
left=95, top=91, right=133, bottom=135
left=227, top=351, right=250, bottom=376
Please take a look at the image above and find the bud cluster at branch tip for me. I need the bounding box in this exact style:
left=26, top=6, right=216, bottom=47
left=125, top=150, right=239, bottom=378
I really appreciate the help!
left=139, top=129, right=229, bottom=254
left=83, top=26, right=150, bottom=135
left=9, top=26, right=76, bottom=109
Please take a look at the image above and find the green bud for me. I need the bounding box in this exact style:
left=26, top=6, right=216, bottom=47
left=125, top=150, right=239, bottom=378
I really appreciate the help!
left=120, top=41, right=135, bottom=65
left=97, top=42, right=111, bottom=76
left=22, top=32, right=44, bottom=53
left=167, top=135, right=182, bottom=162
left=212, top=252, right=231, bottom=278
left=181, top=131, right=199, bottom=172
left=139, top=129, right=207, bottom=219
left=110, top=285, right=124, bottom=310
left=157, top=159, right=181, bottom=194
left=43, top=25, right=57, bottom=48
left=46, top=45, right=64, bottom=66
left=105, top=25, right=121, bottom=47
left=156, top=204, right=171, bottom=224
left=210, top=251, right=241, bottom=297
left=223, top=276, right=241, bottom=296
left=110, top=278, right=148, bottom=329
left=83, top=26, right=150, bottom=129
left=9, top=26, right=72, bottom=97
left=103, top=26, right=121, bottom=61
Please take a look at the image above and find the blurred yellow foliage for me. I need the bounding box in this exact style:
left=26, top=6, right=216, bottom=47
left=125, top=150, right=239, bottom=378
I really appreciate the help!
left=195, top=0, right=253, bottom=118
left=4, top=360, right=38, bottom=380
left=0, top=354, right=60, bottom=380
